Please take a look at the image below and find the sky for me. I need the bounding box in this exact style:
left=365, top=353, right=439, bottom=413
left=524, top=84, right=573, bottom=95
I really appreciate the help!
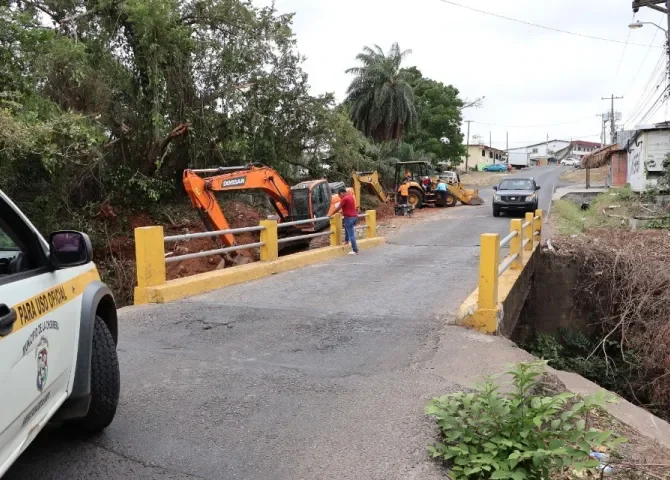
left=255, top=0, right=669, bottom=151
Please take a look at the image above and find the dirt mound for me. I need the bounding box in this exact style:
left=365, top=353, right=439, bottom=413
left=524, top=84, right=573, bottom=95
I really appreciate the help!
left=163, top=201, right=263, bottom=279
left=375, top=202, right=395, bottom=221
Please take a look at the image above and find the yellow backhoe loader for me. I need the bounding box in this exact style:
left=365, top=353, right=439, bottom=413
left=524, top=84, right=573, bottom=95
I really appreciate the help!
left=394, top=161, right=484, bottom=208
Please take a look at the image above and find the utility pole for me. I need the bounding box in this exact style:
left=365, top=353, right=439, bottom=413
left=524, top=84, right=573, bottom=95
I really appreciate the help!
left=506, top=131, right=509, bottom=155
left=597, top=114, right=606, bottom=147
left=464, top=120, right=472, bottom=171
left=601, top=94, right=623, bottom=144
left=633, top=1, right=670, bottom=87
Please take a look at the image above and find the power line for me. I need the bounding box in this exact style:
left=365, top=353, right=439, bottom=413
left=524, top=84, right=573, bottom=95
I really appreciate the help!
left=627, top=67, right=666, bottom=126
left=613, top=16, right=634, bottom=88
left=636, top=86, right=669, bottom=126
left=625, top=20, right=662, bottom=95
left=434, top=0, right=661, bottom=48
left=625, top=53, right=666, bottom=126
left=628, top=65, right=666, bottom=125
left=471, top=116, right=596, bottom=128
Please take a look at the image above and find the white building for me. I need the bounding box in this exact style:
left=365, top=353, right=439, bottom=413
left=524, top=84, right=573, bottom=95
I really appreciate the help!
left=507, top=140, right=601, bottom=168
left=624, top=124, right=670, bottom=192
left=508, top=140, right=570, bottom=168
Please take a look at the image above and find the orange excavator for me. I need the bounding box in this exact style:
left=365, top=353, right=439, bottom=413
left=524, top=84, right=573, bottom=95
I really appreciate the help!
left=182, top=163, right=352, bottom=260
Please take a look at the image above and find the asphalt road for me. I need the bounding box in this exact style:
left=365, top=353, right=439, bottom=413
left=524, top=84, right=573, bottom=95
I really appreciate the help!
left=6, top=166, right=565, bottom=480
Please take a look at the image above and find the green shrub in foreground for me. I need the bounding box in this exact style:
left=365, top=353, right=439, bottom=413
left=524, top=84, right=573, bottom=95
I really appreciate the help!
left=425, top=361, right=625, bottom=479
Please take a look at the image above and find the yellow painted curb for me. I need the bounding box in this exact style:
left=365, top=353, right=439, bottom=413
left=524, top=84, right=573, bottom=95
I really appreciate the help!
left=135, top=237, right=385, bottom=304
left=456, top=240, right=540, bottom=334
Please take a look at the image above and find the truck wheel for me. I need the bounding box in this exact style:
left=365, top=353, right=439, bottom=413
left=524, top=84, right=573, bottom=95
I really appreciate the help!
left=493, top=207, right=501, bottom=217
left=408, top=188, right=424, bottom=208
left=445, top=193, right=457, bottom=208
left=69, top=315, right=120, bottom=434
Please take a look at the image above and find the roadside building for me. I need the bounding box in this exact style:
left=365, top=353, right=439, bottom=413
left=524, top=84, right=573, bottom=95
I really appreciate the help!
left=582, top=123, right=670, bottom=192
left=582, top=144, right=627, bottom=188
left=461, top=144, right=507, bottom=171
left=508, top=140, right=601, bottom=169
left=621, top=123, right=670, bottom=192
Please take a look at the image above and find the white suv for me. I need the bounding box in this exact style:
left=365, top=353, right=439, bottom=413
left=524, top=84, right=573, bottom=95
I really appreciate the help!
left=0, top=190, right=120, bottom=477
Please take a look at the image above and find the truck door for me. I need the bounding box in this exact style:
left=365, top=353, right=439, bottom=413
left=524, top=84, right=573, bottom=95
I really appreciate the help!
left=0, top=199, right=89, bottom=476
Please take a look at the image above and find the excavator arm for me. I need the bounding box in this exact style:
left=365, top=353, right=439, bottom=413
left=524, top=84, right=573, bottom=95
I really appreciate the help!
left=183, top=163, right=294, bottom=247
left=352, top=171, right=388, bottom=208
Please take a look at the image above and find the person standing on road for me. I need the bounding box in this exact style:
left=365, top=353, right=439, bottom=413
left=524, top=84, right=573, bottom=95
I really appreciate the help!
left=332, top=187, right=359, bottom=255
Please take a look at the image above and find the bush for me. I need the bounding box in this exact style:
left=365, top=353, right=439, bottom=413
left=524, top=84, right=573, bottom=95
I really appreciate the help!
left=527, top=329, right=643, bottom=399
left=425, top=361, right=624, bottom=479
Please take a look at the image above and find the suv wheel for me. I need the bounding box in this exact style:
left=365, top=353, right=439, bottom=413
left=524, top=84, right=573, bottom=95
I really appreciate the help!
left=493, top=207, right=501, bottom=217
left=69, top=315, right=120, bottom=434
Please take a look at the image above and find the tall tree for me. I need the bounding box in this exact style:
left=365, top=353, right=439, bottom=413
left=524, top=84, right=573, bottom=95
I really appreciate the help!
left=402, top=67, right=465, bottom=164
left=345, top=43, right=417, bottom=143
left=0, top=0, right=333, bottom=228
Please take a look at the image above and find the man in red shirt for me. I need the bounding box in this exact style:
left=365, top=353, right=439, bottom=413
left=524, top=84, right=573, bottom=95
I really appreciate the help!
left=333, top=187, right=359, bottom=255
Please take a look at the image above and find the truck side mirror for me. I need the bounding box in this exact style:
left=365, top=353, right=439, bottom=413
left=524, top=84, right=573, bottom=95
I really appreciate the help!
left=492, top=186, right=498, bottom=191
left=48, top=231, right=93, bottom=269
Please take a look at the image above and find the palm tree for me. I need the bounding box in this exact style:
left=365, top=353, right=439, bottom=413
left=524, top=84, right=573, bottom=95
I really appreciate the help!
left=345, top=43, right=417, bottom=143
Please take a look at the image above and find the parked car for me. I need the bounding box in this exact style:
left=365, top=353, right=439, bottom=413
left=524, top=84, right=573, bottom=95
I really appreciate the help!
left=560, top=158, right=579, bottom=167
left=0, top=189, right=120, bottom=477
left=492, top=177, right=540, bottom=217
left=482, top=163, right=508, bottom=172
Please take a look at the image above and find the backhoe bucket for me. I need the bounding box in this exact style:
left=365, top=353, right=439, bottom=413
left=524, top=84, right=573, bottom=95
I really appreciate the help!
left=461, top=187, right=485, bottom=206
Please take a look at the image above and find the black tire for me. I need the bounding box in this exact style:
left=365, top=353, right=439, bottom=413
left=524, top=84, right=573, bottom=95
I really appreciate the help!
left=408, top=188, right=424, bottom=208
left=69, top=315, right=120, bottom=434
left=493, top=207, right=501, bottom=217
left=444, top=193, right=457, bottom=208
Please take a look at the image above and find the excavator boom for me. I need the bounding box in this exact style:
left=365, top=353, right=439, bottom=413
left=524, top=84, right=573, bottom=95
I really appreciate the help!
left=183, top=164, right=295, bottom=248
left=183, top=163, right=350, bottom=257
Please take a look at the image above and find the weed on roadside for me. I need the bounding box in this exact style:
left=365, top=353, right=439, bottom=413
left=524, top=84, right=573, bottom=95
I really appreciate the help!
left=425, top=361, right=625, bottom=479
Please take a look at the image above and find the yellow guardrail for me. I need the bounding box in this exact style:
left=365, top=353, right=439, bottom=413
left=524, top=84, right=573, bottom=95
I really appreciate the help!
left=133, top=211, right=378, bottom=304
left=469, top=209, right=543, bottom=333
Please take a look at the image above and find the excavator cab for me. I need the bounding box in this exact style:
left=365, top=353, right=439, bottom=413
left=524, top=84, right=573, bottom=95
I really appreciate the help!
left=290, top=180, right=332, bottom=231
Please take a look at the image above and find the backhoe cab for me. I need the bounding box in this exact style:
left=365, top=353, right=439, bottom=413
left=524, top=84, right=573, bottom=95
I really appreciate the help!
left=394, top=161, right=484, bottom=208
left=183, top=164, right=352, bottom=263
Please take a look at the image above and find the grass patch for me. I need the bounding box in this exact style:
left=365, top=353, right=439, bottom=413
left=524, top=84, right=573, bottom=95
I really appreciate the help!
left=552, top=187, right=638, bottom=235
left=552, top=200, right=586, bottom=235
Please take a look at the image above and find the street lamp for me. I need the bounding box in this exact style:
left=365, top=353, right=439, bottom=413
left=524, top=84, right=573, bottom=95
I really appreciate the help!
left=628, top=20, right=667, bottom=33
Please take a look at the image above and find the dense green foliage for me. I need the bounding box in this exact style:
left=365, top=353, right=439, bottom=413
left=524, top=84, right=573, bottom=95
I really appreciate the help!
left=403, top=67, right=465, bottom=162
left=426, top=362, right=624, bottom=480
left=527, top=329, right=642, bottom=399
left=0, top=1, right=466, bottom=238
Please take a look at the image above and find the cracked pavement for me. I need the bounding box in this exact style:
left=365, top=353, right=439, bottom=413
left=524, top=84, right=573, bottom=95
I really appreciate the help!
left=6, top=167, right=565, bottom=479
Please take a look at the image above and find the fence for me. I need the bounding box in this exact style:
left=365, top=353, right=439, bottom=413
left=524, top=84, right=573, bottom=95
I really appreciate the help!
left=134, top=211, right=377, bottom=292
left=472, top=209, right=543, bottom=332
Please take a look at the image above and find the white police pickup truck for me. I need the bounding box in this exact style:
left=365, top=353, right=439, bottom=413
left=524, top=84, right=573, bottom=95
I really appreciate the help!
left=0, top=190, right=120, bottom=477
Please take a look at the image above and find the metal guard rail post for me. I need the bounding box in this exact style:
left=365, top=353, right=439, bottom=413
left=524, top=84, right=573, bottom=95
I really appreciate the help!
left=135, top=209, right=378, bottom=290
left=475, top=209, right=543, bottom=331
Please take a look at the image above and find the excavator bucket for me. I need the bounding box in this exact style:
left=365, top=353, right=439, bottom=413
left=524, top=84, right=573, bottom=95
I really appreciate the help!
left=463, top=188, right=485, bottom=206
left=449, top=185, right=485, bottom=206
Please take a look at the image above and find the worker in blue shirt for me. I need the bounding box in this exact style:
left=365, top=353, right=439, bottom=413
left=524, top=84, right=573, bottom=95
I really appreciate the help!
left=436, top=180, right=448, bottom=205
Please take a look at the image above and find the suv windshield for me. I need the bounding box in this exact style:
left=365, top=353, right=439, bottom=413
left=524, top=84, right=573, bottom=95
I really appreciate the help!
left=499, top=179, right=534, bottom=191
